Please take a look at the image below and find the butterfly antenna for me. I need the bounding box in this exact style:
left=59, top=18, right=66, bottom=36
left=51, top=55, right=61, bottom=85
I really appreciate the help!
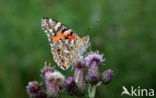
left=87, top=26, right=93, bottom=34
left=87, top=18, right=101, bottom=34
left=87, top=18, right=101, bottom=52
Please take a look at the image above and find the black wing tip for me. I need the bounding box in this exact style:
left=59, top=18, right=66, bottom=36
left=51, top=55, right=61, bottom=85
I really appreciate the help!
left=42, top=17, right=49, bottom=19
left=42, top=17, right=58, bottom=22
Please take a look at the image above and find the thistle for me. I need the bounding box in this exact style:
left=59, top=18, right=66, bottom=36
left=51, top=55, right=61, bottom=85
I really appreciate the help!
left=73, top=56, right=87, bottom=96
left=26, top=81, right=47, bottom=98
left=64, top=76, right=78, bottom=95
left=101, top=69, right=114, bottom=84
left=85, top=51, right=104, bottom=85
left=41, top=66, right=65, bottom=97
left=26, top=51, right=114, bottom=98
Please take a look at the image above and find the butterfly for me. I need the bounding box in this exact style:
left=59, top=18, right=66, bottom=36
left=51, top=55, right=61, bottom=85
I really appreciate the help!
left=41, top=17, right=90, bottom=70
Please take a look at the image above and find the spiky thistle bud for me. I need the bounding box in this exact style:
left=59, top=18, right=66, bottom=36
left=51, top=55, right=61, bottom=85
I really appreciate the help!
left=85, top=51, right=104, bottom=85
left=101, top=69, right=114, bottom=84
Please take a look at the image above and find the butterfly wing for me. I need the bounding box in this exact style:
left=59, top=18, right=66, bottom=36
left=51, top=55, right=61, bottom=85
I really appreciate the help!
left=41, top=17, right=89, bottom=70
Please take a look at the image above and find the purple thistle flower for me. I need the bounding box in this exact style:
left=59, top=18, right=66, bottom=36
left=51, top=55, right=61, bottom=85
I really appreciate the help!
left=26, top=81, right=41, bottom=97
left=73, top=56, right=86, bottom=69
left=85, top=51, right=104, bottom=66
left=85, top=51, right=104, bottom=85
left=101, top=69, right=114, bottom=84
left=74, top=56, right=87, bottom=96
left=65, top=76, right=78, bottom=95
left=41, top=66, right=65, bottom=97
left=26, top=81, right=47, bottom=98
left=41, top=66, right=55, bottom=80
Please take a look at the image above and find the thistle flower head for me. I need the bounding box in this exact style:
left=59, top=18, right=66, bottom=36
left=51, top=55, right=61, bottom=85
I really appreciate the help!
left=47, top=71, right=65, bottom=88
left=65, top=76, right=78, bottom=95
left=26, top=81, right=47, bottom=98
left=86, top=62, right=100, bottom=85
left=101, top=69, right=114, bottom=84
left=26, top=81, right=41, bottom=97
left=74, top=56, right=86, bottom=69
left=85, top=51, right=104, bottom=66
left=41, top=66, right=55, bottom=80
left=85, top=51, right=104, bottom=85
left=40, top=65, right=65, bottom=97
left=45, top=70, right=65, bottom=97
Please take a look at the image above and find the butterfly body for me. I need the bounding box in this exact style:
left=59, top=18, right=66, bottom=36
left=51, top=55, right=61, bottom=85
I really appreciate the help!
left=41, top=18, right=89, bottom=70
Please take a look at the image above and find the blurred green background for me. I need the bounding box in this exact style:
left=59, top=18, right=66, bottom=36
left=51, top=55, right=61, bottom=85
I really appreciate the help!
left=0, top=0, right=156, bottom=98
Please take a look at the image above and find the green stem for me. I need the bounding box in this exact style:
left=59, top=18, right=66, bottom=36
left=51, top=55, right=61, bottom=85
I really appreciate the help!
left=88, top=84, right=96, bottom=98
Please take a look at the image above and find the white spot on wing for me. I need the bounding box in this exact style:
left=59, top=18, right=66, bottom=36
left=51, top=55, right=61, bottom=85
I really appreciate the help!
left=41, top=24, right=46, bottom=27
left=65, top=40, right=69, bottom=44
left=41, top=19, right=47, bottom=27
left=64, top=49, right=69, bottom=53
left=47, top=33, right=50, bottom=37
left=54, top=22, right=61, bottom=31
left=59, top=40, right=62, bottom=43
left=44, top=30, right=48, bottom=33
left=50, top=43, right=53, bottom=46
left=71, top=40, right=74, bottom=44
left=49, top=29, right=53, bottom=33
left=64, top=29, right=72, bottom=35
left=48, top=37, right=51, bottom=42
left=49, top=18, right=52, bottom=23
left=42, top=19, right=46, bottom=24
left=58, top=45, right=62, bottom=48
left=52, top=33, right=55, bottom=36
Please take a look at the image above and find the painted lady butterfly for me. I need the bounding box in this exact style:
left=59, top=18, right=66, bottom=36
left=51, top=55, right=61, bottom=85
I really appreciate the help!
left=41, top=17, right=89, bottom=70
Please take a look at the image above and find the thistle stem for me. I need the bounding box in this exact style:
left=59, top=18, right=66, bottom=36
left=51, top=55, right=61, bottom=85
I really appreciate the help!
left=88, top=84, right=96, bottom=98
